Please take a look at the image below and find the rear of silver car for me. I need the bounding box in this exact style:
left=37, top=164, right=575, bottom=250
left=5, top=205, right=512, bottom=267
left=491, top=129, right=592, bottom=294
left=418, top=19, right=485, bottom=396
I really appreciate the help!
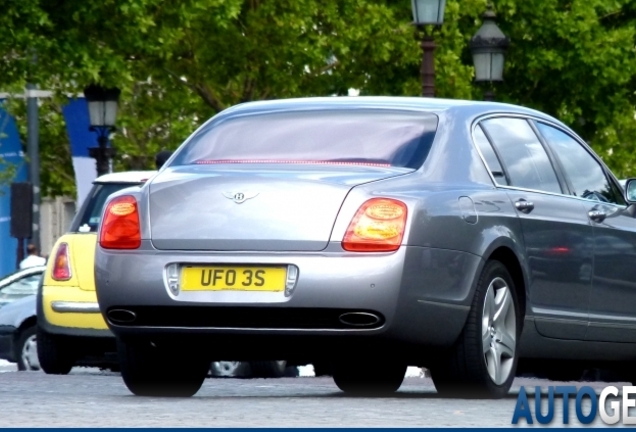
left=95, top=171, right=475, bottom=348
left=94, top=105, right=478, bottom=396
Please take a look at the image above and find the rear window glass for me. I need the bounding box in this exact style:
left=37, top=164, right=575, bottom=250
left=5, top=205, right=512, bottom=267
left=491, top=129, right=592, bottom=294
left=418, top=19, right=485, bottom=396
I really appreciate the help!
left=75, top=183, right=140, bottom=232
left=171, top=110, right=439, bottom=169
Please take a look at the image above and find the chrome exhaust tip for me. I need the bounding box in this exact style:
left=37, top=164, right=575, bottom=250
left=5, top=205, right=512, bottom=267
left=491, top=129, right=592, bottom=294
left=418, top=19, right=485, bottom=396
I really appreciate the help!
left=338, top=312, right=382, bottom=327
left=107, top=309, right=137, bottom=324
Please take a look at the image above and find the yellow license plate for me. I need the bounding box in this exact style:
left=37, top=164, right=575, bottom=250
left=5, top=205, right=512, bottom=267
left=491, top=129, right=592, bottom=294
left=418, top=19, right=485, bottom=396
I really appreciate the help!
left=180, top=266, right=287, bottom=292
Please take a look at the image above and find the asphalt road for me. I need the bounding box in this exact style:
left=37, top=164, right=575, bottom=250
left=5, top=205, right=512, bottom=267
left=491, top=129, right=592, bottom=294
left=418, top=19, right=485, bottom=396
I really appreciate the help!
left=0, top=363, right=629, bottom=427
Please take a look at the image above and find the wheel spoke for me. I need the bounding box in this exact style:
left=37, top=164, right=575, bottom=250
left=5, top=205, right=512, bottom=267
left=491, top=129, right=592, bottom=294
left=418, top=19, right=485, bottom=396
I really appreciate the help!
left=491, top=345, right=502, bottom=384
left=493, top=286, right=512, bottom=326
left=482, top=330, right=492, bottom=355
left=485, top=346, right=502, bottom=384
left=483, top=285, right=495, bottom=326
left=497, top=328, right=516, bottom=359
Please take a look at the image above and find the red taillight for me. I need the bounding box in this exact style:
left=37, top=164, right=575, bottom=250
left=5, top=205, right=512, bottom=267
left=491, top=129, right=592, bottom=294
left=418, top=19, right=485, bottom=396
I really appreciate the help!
left=100, top=195, right=141, bottom=249
left=342, top=198, right=408, bottom=252
left=52, top=243, right=72, bottom=281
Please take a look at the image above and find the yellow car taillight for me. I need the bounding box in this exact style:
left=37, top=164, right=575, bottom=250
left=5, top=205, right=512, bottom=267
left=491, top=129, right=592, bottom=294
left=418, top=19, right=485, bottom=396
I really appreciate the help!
left=342, top=198, right=408, bottom=252
left=52, top=242, right=72, bottom=281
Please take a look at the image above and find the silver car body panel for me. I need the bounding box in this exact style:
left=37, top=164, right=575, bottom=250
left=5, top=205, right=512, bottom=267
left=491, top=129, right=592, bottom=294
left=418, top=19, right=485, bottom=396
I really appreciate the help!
left=149, top=166, right=413, bottom=251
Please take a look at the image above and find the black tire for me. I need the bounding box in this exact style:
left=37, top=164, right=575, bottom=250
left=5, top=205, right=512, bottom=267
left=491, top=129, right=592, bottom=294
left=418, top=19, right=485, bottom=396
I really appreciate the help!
left=332, top=360, right=406, bottom=395
left=118, top=338, right=208, bottom=397
left=249, top=360, right=288, bottom=378
left=15, top=326, right=39, bottom=371
left=37, top=327, right=74, bottom=375
left=430, top=260, right=521, bottom=399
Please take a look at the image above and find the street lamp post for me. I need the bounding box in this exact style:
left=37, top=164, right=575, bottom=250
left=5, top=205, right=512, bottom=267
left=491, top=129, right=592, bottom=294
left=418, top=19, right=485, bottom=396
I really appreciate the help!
left=83, top=84, right=120, bottom=177
left=411, top=0, right=446, bottom=98
left=469, top=4, right=510, bottom=101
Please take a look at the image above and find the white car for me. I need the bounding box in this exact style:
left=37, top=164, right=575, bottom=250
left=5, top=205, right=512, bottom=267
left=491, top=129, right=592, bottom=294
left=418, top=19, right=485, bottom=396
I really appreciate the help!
left=0, top=266, right=46, bottom=370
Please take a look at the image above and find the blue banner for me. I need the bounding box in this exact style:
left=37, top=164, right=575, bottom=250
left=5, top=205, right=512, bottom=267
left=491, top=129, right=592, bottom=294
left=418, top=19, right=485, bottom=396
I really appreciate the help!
left=62, top=98, right=99, bottom=208
left=0, top=104, right=28, bottom=277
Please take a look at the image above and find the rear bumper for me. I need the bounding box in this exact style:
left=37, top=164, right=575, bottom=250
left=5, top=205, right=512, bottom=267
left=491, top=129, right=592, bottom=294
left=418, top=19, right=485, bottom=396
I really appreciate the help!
left=38, top=285, right=112, bottom=337
left=95, top=245, right=481, bottom=352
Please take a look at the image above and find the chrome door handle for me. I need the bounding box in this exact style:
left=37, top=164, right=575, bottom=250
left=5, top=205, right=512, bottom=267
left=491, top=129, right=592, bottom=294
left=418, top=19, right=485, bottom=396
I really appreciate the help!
left=515, top=199, right=534, bottom=213
left=588, top=209, right=606, bottom=223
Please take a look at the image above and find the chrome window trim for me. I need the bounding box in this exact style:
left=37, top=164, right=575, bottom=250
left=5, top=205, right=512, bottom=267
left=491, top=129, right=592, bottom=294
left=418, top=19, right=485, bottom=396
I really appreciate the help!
left=494, top=184, right=627, bottom=209
left=473, top=123, right=511, bottom=186
left=470, top=113, right=627, bottom=209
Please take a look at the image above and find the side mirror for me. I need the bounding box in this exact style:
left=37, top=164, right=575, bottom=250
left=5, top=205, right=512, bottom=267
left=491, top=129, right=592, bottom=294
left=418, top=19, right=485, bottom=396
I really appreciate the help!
left=154, top=150, right=174, bottom=170
left=625, top=178, right=636, bottom=204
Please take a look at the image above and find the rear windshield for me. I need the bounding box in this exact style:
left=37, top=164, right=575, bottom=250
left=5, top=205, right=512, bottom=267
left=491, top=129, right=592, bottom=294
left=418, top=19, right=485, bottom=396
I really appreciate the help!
left=171, top=110, right=438, bottom=169
left=75, top=183, right=141, bottom=232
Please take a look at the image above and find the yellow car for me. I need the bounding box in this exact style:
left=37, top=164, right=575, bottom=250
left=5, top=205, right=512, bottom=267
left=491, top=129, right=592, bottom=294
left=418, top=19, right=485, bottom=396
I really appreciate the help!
left=37, top=171, right=155, bottom=374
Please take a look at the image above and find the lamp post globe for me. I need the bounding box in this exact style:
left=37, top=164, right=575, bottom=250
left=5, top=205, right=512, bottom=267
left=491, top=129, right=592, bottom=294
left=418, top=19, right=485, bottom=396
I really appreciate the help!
left=469, top=4, right=510, bottom=100
left=411, top=0, right=446, bottom=98
left=411, top=0, right=446, bottom=25
left=83, top=84, right=120, bottom=177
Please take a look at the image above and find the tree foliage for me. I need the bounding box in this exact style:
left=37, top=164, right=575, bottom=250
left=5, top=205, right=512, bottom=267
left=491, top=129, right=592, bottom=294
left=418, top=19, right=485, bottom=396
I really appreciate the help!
left=495, top=0, right=636, bottom=177
left=1, top=0, right=636, bottom=194
left=5, top=98, right=76, bottom=197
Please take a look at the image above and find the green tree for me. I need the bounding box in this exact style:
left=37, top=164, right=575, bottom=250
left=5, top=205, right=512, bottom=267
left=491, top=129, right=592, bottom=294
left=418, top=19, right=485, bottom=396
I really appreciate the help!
left=494, top=0, right=636, bottom=178
left=4, top=97, right=76, bottom=197
left=112, top=78, right=204, bottom=171
left=2, top=0, right=636, bottom=194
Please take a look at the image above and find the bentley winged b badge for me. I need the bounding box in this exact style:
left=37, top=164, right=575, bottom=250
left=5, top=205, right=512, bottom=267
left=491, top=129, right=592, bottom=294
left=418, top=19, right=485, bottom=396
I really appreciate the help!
left=222, top=191, right=259, bottom=204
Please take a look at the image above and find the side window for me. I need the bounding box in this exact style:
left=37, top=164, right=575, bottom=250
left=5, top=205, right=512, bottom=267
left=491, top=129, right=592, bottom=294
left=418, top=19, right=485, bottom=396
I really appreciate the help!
left=481, top=118, right=562, bottom=194
left=536, top=123, right=624, bottom=205
left=473, top=125, right=507, bottom=184
left=0, top=273, right=42, bottom=303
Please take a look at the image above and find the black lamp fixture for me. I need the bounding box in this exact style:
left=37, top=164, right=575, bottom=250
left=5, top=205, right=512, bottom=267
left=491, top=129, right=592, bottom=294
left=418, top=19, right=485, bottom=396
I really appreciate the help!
left=411, top=0, right=446, bottom=98
left=469, top=4, right=510, bottom=101
left=83, top=84, right=121, bottom=176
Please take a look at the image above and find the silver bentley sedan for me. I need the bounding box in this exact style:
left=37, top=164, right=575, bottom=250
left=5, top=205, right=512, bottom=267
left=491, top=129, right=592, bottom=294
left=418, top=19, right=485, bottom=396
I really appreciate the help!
left=95, top=97, right=636, bottom=398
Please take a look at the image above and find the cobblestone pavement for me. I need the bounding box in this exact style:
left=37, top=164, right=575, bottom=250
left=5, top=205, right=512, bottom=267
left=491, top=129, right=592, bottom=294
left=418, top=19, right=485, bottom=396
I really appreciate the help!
left=0, top=363, right=629, bottom=427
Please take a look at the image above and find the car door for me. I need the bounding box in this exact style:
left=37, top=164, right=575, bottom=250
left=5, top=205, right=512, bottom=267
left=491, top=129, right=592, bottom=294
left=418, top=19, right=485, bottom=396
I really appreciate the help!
left=535, top=122, right=636, bottom=343
left=479, top=117, right=593, bottom=340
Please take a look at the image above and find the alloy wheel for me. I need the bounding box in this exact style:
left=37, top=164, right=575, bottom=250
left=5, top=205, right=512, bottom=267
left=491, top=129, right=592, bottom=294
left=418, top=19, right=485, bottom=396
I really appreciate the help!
left=481, top=277, right=516, bottom=385
left=21, top=335, right=40, bottom=371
